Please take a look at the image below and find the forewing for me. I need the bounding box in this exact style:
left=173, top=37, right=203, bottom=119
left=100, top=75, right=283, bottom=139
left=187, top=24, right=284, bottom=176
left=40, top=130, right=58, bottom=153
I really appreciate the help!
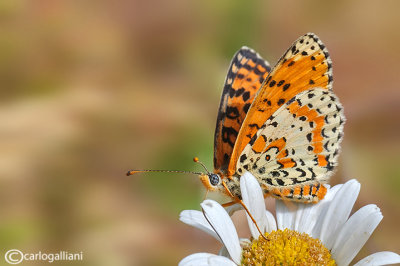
left=214, top=47, right=271, bottom=173
left=237, top=88, right=345, bottom=191
left=228, top=33, right=333, bottom=176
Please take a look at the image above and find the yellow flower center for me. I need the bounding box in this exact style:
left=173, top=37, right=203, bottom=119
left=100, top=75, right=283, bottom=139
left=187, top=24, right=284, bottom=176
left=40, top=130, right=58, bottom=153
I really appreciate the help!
left=241, top=229, right=336, bottom=265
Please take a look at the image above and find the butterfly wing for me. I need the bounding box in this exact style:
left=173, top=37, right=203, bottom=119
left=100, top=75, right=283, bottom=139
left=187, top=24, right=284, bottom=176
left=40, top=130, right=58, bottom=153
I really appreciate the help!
left=237, top=88, right=345, bottom=202
left=228, top=33, right=333, bottom=177
left=214, top=47, right=271, bottom=173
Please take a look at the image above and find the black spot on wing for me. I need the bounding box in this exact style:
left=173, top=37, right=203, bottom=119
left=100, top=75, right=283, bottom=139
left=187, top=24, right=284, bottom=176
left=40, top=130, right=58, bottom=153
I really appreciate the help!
left=283, top=83, right=291, bottom=91
left=326, top=161, right=334, bottom=171
left=248, top=134, right=257, bottom=146
left=276, top=178, right=284, bottom=185
left=226, top=106, right=240, bottom=119
left=249, top=123, right=261, bottom=130
left=291, top=96, right=301, bottom=106
left=221, top=126, right=238, bottom=147
left=324, top=140, right=330, bottom=152
left=243, top=103, right=251, bottom=113
left=265, top=146, right=280, bottom=155
left=296, top=168, right=306, bottom=177
left=271, top=171, right=281, bottom=178
left=281, top=170, right=289, bottom=177
left=262, top=177, right=273, bottom=185
left=228, top=87, right=236, bottom=98
left=242, top=91, right=250, bottom=101
left=235, top=88, right=245, bottom=97
left=306, top=133, right=312, bottom=142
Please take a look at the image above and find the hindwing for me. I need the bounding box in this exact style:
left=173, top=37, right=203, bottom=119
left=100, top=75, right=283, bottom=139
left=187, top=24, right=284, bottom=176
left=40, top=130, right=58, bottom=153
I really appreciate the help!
left=237, top=88, right=345, bottom=201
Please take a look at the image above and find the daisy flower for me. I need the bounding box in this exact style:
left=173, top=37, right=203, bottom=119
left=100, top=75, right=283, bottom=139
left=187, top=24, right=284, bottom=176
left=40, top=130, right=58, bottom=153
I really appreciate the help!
left=179, top=172, right=400, bottom=265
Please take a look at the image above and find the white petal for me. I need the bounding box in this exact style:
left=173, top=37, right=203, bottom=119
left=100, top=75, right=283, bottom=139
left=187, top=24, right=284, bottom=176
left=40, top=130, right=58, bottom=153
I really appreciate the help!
left=274, top=183, right=340, bottom=232
left=300, top=184, right=340, bottom=236
left=219, top=238, right=250, bottom=259
left=265, top=210, right=277, bottom=232
left=331, top=204, right=380, bottom=253
left=285, top=201, right=318, bottom=233
left=180, top=210, right=220, bottom=241
left=318, top=179, right=360, bottom=249
left=331, top=204, right=383, bottom=266
left=179, top=253, right=237, bottom=266
left=354, top=252, right=400, bottom=266
left=311, top=183, right=343, bottom=239
left=218, top=246, right=230, bottom=258
left=201, top=200, right=242, bottom=264
left=275, top=200, right=296, bottom=230
left=294, top=202, right=305, bottom=232
left=241, top=172, right=267, bottom=238
left=294, top=203, right=315, bottom=234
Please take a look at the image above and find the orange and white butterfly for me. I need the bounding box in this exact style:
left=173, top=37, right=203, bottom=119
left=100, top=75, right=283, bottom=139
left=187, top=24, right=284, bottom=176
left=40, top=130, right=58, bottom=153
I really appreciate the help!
left=128, top=33, right=345, bottom=205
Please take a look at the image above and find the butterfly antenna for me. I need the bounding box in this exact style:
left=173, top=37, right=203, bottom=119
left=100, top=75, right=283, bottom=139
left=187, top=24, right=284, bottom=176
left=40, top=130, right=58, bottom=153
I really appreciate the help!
left=126, top=169, right=203, bottom=176
left=193, top=157, right=210, bottom=174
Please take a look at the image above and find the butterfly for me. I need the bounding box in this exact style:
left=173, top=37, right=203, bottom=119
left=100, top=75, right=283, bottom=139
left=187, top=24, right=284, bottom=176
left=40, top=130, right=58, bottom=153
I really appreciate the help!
left=128, top=33, right=345, bottom=205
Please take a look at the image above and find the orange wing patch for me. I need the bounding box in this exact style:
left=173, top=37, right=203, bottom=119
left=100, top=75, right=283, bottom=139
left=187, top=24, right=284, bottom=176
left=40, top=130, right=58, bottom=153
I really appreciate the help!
left=286, top=99, right=325, bottom=154
left=214, top=47, right=270, bottom=174
left=228, top=33, right=333, bottom=177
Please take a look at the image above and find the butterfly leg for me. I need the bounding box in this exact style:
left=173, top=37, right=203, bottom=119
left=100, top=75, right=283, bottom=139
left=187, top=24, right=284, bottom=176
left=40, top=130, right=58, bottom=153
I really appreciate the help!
left=221, top=201, right=236, bottom=207
left=221, top=181, right=268, bottom=240
left=202, top=189, right=209, bottom=201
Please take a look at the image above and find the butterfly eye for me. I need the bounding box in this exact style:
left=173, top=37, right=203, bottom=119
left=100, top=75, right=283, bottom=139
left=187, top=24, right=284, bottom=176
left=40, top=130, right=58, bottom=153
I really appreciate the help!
left=208, top=174, right=220, bottom=186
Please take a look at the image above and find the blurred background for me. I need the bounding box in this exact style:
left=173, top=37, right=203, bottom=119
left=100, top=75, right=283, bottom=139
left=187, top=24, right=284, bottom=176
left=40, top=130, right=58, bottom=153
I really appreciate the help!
left=0, top=0, right=399, bottom=265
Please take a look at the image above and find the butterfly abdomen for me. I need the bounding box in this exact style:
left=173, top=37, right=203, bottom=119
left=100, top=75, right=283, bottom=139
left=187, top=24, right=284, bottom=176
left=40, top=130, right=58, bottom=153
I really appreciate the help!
left=224, top=173, right=327, bottom=203
left=262, top=183, right=327, bottom=203
left=222, top=175, right=242, bottom=199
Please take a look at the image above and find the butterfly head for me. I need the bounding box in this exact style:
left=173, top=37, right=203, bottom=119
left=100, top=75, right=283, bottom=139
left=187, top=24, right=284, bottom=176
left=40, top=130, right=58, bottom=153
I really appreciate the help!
left=193, top=157, right=226, bottom=192
left=199, top=173, right=222, bottom=191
